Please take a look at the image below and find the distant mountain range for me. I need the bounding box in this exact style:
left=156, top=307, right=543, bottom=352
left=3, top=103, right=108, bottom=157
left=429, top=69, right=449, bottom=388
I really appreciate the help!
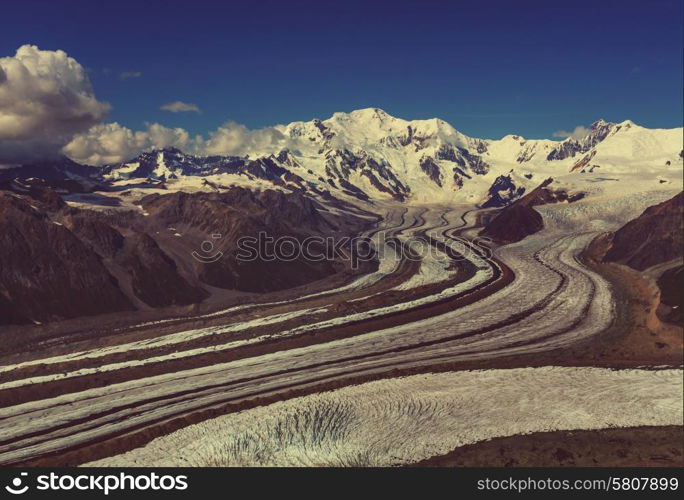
left=1, top=108, right=682, bottom=206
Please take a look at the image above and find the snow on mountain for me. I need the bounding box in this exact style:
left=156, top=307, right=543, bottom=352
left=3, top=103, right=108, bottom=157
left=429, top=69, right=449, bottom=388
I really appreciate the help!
left=101, top=109, right=684, bottom=206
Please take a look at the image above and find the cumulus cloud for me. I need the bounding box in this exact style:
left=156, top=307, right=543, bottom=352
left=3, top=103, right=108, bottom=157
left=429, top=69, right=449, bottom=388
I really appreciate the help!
left=63, top=120, right=294, bottom=165
left=146, top=123, right=191, bottom=149
left=161, top=101, right=200, bottom=113
left=120, top=71, right=142, bottom=80
left=198, top=122, right=287, bottom=156
left=63, top=122, right=191, bottom=165
left=0, top=44, right=294, bottom=166
left=0, top=45, right=110, bottom=162
left=552, top=125, right=589, bottom=140
left=63, top=123, right=146, bottom=165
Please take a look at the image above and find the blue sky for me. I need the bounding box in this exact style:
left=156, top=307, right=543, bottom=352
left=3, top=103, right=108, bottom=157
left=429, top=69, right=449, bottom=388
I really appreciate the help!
left=2, top=0, right=682, bottom=139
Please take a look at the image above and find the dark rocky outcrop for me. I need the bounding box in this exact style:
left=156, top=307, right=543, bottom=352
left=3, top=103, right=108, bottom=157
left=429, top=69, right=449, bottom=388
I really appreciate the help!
left=0, top=157, right=99, bottom=184
left=0, top=186, right=372, bottom=326
left=602, top=192, right=683, bottom=325
left=0, top=193, right=133, bottom=325
left=480, top=178, right=583, bottom=244
left=323, top=149, right=409, bottom=201
left=603, top=192, right=683, bottom=270
left=656, top=265, right=682, bottom=324
left=119, top=233, right=209, bottom=308
left=436, top=144, right=489, bottom=175
left=140, top=188, right=361, bottom=293
left=480, top=175, right=526, bottom=208
left=547, top=120, right=615, bottom=161
left=480, top=203, right=544, bottom=244
left=419, top=157, right=443, bottom=187
left=65, top=215, right=125, bottom=258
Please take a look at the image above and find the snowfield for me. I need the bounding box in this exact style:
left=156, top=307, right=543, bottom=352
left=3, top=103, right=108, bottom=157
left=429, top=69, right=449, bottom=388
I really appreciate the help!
left=537, top=188, right=682, bottom=232
left=88, top=366, right=683, bottom=467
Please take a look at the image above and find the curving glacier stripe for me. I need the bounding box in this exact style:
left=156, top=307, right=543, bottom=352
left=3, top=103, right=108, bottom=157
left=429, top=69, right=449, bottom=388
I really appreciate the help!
left=0, top=208, right=489, bottom=385
left=86, top=366, right=683, bottom=467
left=0, top=203, right=636, bottom=464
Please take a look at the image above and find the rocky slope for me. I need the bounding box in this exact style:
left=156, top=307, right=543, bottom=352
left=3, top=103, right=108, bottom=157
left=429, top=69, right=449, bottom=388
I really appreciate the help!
left=603, top=191, right=683, bottom=325
left=0, top=192, right=134, bottom=325
left=0, top=185, right=371, bottom=326
left=657, top=265, right=682, bottom=324
left=137, top=188, right=360, bottom=293
left=604, top=192, right=683, bottom=270
left=479, top=178, right=583, bottom=244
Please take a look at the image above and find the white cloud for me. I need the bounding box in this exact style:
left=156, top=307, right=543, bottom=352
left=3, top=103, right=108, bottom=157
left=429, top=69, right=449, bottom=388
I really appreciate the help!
left=161, top=101, right=200, bottom=113
left=198, top=122, right=287, bottom=156
left=63, top=122, right=191, bottom=165
left=120, top=71, right=142, bottom=80
left=0, top=45, right=110, bottom=162
left=552, top=125, right=589, bottom=140
left=0, top=46, right=209, bottom=165
left=145, top=123, right=191, bottom=149
left=62, top=123, right=146, bottom=165
left=64, top=121, right=292, bottom=165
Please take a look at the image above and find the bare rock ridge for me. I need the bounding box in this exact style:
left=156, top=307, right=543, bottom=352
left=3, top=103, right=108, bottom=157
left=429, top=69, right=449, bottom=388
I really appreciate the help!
left=603, top=191, right=683, bottom=324
left=546, top=119, right=616, bottom=161
left=0, top=192, right=134, bottom=324
left=479, top=178, right=582, bottom=244
left=137, top=189, right=363, bottom=293
left=603, top=192, right=683, bottom=270
left=479, top=174, right=526, bottom=208
left=0, top=186, right=371, bottom=325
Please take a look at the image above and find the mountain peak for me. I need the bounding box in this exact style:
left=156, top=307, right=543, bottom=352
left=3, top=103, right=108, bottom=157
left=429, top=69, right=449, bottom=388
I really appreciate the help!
left=500, top=134, right=526, bottom=142
left=351, top=107, right=390, bottom=119
left=95, top=110, right=681, bottom=205
left=588, top=119, right=641, bottom=131
left=589, top=119, right=612, bottom=129
left=618, top=119, right=636, bottom=127
left=329, top=108, right=395, bottom=124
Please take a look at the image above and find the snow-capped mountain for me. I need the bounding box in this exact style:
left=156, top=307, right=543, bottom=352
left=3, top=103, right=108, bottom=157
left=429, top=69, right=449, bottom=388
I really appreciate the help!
left=103, top=108, right=684, bottom=205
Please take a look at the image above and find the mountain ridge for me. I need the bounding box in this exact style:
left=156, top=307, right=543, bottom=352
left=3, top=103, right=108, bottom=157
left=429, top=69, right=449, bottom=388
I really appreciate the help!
left=4, top=108, right=683, bottom=206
